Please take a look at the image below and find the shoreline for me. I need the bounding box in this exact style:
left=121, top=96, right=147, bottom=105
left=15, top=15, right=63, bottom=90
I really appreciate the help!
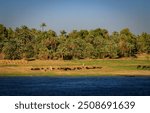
left=0, top=74, right=150, bottom=78
left=0, top=71, right=150, bottom=77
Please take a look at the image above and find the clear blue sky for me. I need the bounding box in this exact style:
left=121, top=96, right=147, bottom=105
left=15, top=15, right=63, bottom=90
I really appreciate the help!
left=0, top=0, right=150, bottom=34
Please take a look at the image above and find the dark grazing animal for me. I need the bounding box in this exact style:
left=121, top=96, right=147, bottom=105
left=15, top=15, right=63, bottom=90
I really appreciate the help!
left=137, top=65, right=141, bottom=69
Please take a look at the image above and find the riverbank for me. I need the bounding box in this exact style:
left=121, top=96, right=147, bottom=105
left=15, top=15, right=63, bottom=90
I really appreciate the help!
left=0, top=58, right=150, bottom=76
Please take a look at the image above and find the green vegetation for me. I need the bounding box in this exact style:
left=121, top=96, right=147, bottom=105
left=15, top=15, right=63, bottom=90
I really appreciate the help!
left=0, top=24, right=150, bottom=60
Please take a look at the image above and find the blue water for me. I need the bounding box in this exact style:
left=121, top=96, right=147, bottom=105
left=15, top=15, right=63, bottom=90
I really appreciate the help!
left=0, top=76, right=150, bottom=96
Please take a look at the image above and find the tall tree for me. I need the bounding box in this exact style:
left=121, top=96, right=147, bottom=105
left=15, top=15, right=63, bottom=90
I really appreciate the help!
left=60, top=30, right=67, bottom=36
left=40, top=23, right=47, bottom=31
left=0, top=24, right=8, bottom=52
left=137, top=33, right=150, bottom=54
left=2, top=40, right=21, bottom=60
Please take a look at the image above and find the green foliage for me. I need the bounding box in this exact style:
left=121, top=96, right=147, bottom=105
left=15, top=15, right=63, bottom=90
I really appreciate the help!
left=137, top=33, right=150, bottom=54
left=2, top=40, right=21, bottom=60
left=0, top=24, right=149, bottom=60
left=38, top=46, right=50, bottom=60
left=0, top=24, right=8, bottom=52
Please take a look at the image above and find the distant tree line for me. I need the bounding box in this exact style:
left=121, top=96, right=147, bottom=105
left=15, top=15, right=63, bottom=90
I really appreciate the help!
left=0, top=23, right=150, bottom=60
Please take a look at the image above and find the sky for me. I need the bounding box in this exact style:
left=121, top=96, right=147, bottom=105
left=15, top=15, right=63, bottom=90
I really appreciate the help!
left=0, top=0, right=150, bottom=34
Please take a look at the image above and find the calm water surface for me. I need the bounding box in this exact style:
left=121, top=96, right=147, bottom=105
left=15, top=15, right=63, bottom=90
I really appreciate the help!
left=0, top=76, right=150, bottom=96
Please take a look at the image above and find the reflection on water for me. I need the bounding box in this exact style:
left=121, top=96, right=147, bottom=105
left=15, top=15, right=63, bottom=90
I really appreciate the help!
left=0, top=76, right=150, bottom=96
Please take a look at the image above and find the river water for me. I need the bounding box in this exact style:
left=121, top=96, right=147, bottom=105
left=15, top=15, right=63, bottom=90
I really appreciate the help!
left=0, top=76, right=150, bottom=96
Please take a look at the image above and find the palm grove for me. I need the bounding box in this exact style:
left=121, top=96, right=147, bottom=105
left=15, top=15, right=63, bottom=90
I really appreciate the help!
left=0, top=23, right=150, bottom=60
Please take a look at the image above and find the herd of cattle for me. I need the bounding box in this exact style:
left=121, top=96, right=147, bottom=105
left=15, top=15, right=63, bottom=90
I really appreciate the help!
left=31, top=66, right=102, bottom=71
left=31, top=65, right=150, bottom=71
left=137, top=65, right=150, bottom=70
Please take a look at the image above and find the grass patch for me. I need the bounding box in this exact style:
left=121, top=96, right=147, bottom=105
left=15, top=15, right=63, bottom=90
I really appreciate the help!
left=0, top=64, right=18, bottom=67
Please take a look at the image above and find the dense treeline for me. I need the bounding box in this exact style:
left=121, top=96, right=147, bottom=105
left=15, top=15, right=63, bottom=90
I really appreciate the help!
left=0, top=24, right=150, bottom=60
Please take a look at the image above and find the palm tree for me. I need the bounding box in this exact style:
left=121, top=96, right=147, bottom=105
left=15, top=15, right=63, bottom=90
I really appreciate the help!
left=60, top=30, right=67, bottom=36
left=40, top=23, right=46, bottom=31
